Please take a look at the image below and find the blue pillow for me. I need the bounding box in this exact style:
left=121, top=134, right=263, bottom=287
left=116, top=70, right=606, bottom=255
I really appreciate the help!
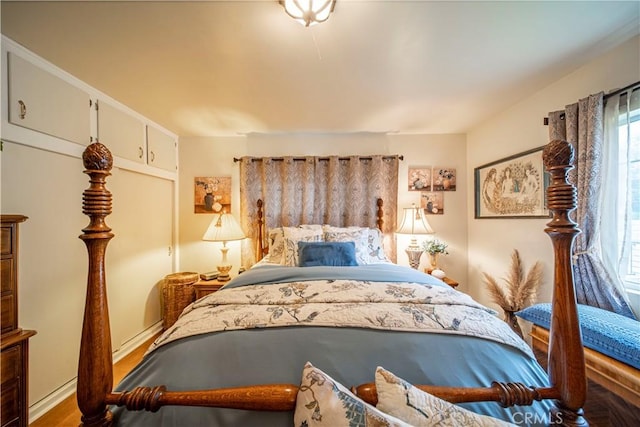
left=297, top=241, right=358, bottom=267
left=517, top=303, right=640, bottom=369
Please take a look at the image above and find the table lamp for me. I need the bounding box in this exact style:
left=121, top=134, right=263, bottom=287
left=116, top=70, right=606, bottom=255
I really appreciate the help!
left=202, top=212, right=246, bottom=281
left=395, top=204, right=434, bottom=269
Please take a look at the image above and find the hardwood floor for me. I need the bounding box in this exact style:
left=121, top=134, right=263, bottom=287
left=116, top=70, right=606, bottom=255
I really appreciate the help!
left=29, top=334, right=158, bottom=427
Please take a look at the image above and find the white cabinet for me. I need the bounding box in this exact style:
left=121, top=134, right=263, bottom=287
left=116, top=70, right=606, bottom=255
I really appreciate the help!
left=7, top=52, right=91, bottom=146
left=147, top=125, right=177, bottom=172
left=96, top=99, right=146, bottom=164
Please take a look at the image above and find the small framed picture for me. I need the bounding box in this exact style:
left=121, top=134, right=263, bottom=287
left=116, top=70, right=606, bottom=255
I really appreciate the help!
left=433, top=167, right=456, bottom=191
left=421, top=192, right=444, bottom=215
left=474, top=147, right=549, bottom=218
left=408, top=167, right=432, bottom=191
left=194, top=177, right=232, bottom=214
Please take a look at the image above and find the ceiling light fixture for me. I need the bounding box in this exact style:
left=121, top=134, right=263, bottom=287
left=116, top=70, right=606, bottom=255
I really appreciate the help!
left=280, top=0, right=337, bottom=27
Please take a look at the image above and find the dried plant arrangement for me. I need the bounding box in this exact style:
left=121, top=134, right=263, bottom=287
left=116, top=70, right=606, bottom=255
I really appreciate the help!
left=482, top=249, right=543, bottom=338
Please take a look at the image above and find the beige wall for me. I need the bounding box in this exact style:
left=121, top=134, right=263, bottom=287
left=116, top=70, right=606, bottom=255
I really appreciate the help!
left=466, top=35, right=640, bottom=310
left=178, top=133, right=468, bottom=287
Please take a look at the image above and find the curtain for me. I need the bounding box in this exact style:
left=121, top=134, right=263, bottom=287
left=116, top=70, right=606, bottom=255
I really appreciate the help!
left=601, top=86, right=640, bottom=319
left=548, top=92, right=636, bottom=319
left=239, top=155, right=399, bottom=266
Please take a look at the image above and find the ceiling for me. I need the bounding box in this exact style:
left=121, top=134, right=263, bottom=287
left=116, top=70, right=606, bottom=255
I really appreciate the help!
left=2, top=1, right=639, bottom=138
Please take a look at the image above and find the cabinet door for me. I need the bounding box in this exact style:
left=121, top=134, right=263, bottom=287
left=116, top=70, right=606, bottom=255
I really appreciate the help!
left=147, top=125, right=177, bottom=172
left=7, top=53, right=91, bottom=145
left=96, top=99, right=146, bottom=164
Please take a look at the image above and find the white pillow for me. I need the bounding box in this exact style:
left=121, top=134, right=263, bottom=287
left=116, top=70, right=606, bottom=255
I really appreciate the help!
left=375, top=367, right=516, bottom=426
left=294, top=362, right=411, bottom=427
left=282, top=227, right=323, bottom=266
left=364, top=227, right=391, bottom=263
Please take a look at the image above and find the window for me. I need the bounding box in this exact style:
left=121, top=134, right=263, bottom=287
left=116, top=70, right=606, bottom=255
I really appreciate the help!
left=604, top=86, right=640, bottom=303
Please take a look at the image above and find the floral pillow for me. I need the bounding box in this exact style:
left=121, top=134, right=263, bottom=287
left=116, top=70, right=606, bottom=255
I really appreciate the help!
left=282, top=227, right=323, bottom=266
left=375, top=367, right=516, bottom=426
left=365, top=227, right=391, bottom=263
left=324, top=228, right=370, bottom=265
left=294, top=362, right=410, bottom=427
left=265, top=227, right=285, bottom=264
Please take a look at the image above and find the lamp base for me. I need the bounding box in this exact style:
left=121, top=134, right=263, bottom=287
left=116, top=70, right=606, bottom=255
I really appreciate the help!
left=216, top=264, right=232, bottom=282
left=405, top=248, right=423, bottom=270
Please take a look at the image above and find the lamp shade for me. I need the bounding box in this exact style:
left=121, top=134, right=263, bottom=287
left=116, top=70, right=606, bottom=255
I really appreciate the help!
left=395, top=205, right=434, bottom=235
left=280, top=0, right=337, bottom=27
left=202, top=212, right=245, bottom=243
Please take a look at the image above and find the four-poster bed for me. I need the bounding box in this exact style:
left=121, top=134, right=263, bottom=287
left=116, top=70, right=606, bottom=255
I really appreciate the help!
left=76, top=139, right=588, bottom=426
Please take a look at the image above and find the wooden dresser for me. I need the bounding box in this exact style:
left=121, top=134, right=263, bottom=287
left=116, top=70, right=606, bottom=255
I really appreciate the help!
left=1, top=215, right=36, bottom=427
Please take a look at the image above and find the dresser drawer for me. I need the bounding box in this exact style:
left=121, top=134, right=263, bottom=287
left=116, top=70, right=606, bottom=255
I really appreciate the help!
left=1, top=259, right=14, bottom=294
left=0, top=227, right=12, bottom=256
left=1, top=295, right=17, bottom=335
left=0, top=381, right=19, bottom=427
left=1, top=345, right=21, bottom=384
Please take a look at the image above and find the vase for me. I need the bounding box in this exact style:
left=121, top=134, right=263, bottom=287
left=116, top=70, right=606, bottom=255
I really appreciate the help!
left=428, top=253, right=438, bottom=269
left=204, top=193, right=214, bottom=211
left=504, top=310, right=523, bottom=338
left=442, top=178, right=451, bottom=190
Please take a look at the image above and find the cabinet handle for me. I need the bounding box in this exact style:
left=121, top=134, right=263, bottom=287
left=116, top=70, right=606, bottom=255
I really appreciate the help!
left=18, top=100, right=26, bottom=119
left=150, top=151, right=155, bottom=162
left=138, top=147, right=144, bottom=159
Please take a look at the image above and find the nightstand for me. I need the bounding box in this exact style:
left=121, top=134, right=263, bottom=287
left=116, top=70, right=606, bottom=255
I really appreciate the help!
left=194, top=279, right=226, bottom=299
left=424, top=267, right=459, bottom=289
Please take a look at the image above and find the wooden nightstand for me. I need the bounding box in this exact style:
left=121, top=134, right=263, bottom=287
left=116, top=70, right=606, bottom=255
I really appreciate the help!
left=424, top=268, right=459, bottom=289
left=194, top=279, right=226, bottom=299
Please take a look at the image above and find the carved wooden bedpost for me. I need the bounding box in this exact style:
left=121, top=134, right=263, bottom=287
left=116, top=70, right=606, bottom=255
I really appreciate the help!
left=77, top=143, right=115, bottom=426
left=542, top=140, right=587, bottom=426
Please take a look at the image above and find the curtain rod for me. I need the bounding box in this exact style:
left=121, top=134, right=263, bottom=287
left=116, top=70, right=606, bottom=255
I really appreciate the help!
left=543, top=80, right=640, bottom=125
left=233, top=155, right=403, bottom=163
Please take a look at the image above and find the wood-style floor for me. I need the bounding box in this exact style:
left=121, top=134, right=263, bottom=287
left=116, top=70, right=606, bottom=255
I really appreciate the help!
left=29, top=334, right=158, bottom=427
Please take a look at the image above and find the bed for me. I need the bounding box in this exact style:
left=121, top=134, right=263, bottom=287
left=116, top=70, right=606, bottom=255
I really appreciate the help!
left=76, top=139, right=588, bottom=426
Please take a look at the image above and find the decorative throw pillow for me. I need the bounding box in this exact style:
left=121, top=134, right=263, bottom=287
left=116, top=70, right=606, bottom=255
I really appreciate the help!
left=375, top=367, right=516, bottom=426
left=294, top=362, right=410, bottom=427
left=364, top=227, right=391, bottom=263
left=298, top=241, right=358, bottom=267
left=324, top=228, right=370, bottom=265
left=282, top=227, right=323, bottom=267
left=265, top=227, right=285, bottom=264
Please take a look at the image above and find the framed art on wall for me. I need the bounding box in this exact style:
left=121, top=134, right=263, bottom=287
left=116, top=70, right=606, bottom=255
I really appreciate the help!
left=421, top=191, right=444, bottom=215
left=194, top=177, right=232, bottom=214
left=433, top=167, right=456, bottom=191
left=474, top=147, right=549, bottom=219
left=408, top=167, right=432, bottom=191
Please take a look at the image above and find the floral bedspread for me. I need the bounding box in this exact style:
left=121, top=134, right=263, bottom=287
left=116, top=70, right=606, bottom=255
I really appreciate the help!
left=149, top=279, right=532, bottom=357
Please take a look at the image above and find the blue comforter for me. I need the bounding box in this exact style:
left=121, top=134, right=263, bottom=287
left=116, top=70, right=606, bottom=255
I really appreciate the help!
left=113, top=264, right=553, bottom=426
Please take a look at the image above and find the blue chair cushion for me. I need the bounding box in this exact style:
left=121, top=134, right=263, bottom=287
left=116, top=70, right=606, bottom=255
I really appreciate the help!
left=517, top=303, right=640, bottom=369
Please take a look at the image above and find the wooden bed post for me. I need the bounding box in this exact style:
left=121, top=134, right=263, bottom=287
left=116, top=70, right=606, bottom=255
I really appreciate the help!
left=542, top=140, right=587, bottom=426
left=77, top=143, right=115, bottom=426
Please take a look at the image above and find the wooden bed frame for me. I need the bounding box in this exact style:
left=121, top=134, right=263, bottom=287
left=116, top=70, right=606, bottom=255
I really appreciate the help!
left=76, top=139, right=588, bottom=426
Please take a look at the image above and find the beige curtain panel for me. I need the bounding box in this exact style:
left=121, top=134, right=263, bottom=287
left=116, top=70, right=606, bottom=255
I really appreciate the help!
left=239, top=155, right=400, bottom=266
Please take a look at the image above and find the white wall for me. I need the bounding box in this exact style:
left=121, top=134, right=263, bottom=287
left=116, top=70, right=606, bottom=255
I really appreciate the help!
left=178, top=133, right=468, bottom=287
left=466, top=35, right=640, bottom=311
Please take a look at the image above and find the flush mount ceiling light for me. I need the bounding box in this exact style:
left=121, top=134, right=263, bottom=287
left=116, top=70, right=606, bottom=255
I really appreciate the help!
left=280, top=0, right=337, bottom=27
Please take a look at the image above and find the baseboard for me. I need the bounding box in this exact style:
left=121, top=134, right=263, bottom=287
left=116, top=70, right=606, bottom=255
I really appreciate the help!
left=28, top=321, right=163, bottom=423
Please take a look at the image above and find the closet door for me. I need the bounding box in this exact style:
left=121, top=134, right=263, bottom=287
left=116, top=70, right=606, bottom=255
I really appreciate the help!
left=7, top=53, right=91, bottom=145
left=147, top=125, right=177, bottom=172
left=96, top=99, right=146, bottom=164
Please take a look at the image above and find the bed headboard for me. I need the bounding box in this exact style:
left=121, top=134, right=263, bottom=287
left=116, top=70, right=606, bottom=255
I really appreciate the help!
left=254, top=197, right=385, bottom=262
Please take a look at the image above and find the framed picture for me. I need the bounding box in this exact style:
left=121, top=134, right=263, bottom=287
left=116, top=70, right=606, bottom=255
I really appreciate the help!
left=408, top=167, right=432, bottom=191
left=433, top=167, right=456, bottom=191
left=194, top=177, right=232, bottom=214
left=421, top=191, right=444, bottom=215
left=474, top=147, right=549, bottom=218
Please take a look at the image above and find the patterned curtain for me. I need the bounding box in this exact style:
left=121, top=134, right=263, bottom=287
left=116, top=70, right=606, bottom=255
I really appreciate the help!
left=239, top=155, right=399, bottom=266
left=548, top=92, right=636, bottom=318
